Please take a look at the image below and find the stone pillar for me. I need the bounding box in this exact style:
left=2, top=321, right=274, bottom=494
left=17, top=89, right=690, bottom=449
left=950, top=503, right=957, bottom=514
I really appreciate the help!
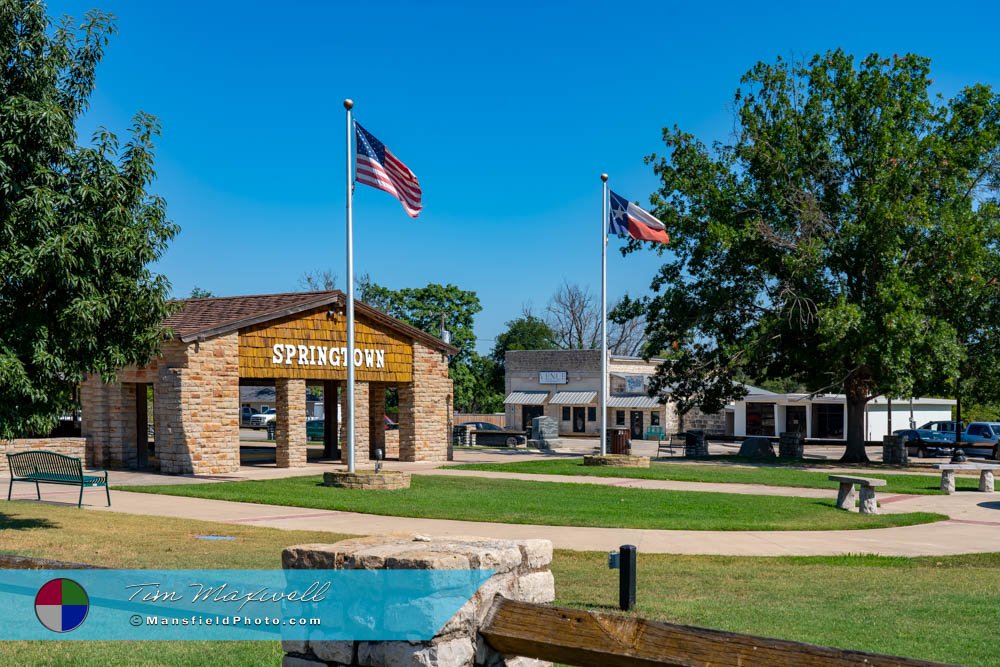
left=341, top=382, right=371, bottom=465
left=368, top=382, right=386, bottom=459
left=276, top=379, right=307, bottom=468
left=941, top=470, right=956, bottom=494
left=281, top=535, right=554, bottom=667
left=835, top=482, right=856, bottom=510
left=980, top=470, right=995, bottom=493
left=859, top=485, right=879, bottom=514
left=397, top=343, right=452, bottom=462
left=80, top=375, right=110, bottom=468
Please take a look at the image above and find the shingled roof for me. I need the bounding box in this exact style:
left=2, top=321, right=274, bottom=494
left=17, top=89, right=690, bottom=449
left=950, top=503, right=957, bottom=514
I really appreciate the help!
left=163, top=290, right=458, bottom=354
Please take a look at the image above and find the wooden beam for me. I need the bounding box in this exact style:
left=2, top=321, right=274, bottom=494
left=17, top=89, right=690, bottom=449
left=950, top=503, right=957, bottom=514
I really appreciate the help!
left=479, top=597, right=954, bottom=667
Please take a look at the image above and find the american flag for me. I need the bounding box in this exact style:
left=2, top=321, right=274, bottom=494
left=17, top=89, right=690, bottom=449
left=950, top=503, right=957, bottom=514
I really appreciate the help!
left=354, top=121, right=422, bottom=218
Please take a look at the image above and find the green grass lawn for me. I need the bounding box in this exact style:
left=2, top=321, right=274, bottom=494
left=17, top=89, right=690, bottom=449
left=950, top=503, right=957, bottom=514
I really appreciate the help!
left=448, top=458, right=976, bottom=495
left=119, top=474, right=945, bottom=531
left=0, top=503, right=994, bottom=666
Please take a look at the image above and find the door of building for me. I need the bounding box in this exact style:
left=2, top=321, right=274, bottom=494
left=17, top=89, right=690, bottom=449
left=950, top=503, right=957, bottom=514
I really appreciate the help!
left=785, top=405, right=807, bottom=435
left=522, top=405, right=544, bottom=432
left=630, top=411, right=644, bottom=440
left=572, top=407, right=586, bottom=433
left=135, top=383, right=152, bottom=469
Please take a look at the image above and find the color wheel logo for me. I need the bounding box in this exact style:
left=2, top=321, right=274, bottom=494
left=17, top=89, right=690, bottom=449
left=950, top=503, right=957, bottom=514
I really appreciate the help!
left=35, top=578, right=90, bottom=633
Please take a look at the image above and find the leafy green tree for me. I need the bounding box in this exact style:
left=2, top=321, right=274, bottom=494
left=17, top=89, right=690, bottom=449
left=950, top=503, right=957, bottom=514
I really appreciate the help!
left=488, top=313, right=558, bottom=392
left=359, top=281, right=492, bottom=412
left=0, top=2, right=177, bottom=438
left=188, top=286, right=214, bottom=299
left=638, top=50, right=1000, bottom=462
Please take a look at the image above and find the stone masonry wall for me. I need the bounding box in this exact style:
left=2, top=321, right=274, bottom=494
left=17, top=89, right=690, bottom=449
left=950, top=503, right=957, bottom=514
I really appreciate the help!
left=277, top=379, right=307, bottom=468
left=340, top=381, right=371, bottom=465
left=281, top=535, right=554, bottom=667
left=398, top=342, right=452, bottom=462
left=154, top=335, right=241, bottom=475
left=0, top=438, right=87, bottom=473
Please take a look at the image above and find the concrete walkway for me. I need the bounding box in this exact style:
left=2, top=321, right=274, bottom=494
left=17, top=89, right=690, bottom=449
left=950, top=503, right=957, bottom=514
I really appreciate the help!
left=5, top=447, right=1000, bottom=556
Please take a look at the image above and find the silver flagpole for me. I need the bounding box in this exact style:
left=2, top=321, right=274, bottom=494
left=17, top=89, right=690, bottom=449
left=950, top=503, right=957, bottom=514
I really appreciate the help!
left=344, top=98, right=356, bottom=474
left=600, top=173, right=609, bottom=456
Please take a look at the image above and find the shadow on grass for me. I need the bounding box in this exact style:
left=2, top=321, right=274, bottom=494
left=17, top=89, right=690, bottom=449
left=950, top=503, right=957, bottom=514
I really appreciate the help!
left=0, top=511, right=57, bottom=531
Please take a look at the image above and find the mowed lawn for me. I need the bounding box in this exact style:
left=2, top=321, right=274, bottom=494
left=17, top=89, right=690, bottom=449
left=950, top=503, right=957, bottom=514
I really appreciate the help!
left=120, top=474, right=945, bottom=531
left=0, top=503, right=995, bottom=666
left=450, top=458, right=975, bottom=495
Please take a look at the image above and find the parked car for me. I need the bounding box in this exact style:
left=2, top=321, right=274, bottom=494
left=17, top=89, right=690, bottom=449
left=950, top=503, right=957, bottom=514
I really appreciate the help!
left=458, top=421, right=502, bottom=432
left=240, top=406, right=259, bottom=427
left=306, top=418, right=325, bottom=441
left=457, top=421, right=525, bottom=447
left=892, top=429, right=954, bottom=458
left=916, top=420, right=1000, bottom=459
left=249, top=408, right=276, bottom=429
left=961, top=422, right=1000, bottom=459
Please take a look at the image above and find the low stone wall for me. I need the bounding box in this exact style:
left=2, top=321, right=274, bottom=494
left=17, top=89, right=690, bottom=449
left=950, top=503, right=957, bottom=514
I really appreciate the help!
left=282, top=535, right=554, bottom=667
left=384, top=429, right=400, bottom=459
left=322, top=470, right=411, bottom=490
left=0, top=438, right=88, bottom=473
left=583, top=454, right=650, bottom=468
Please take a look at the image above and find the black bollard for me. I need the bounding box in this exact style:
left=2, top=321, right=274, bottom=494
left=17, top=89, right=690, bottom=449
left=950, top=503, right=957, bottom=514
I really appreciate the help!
left=619, top=544, right=636, bottom=611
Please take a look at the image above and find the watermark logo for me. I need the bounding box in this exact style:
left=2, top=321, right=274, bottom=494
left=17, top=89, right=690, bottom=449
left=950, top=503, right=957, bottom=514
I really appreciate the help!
left=34, top=578, right=90, bottom=633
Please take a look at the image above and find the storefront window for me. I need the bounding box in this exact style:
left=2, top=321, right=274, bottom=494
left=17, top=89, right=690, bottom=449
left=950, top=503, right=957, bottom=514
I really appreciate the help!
left=587, top=407, right=596, bottom=422
left=650, top=412, right=660, bottom=426
left=745, top=402, right=775, bottom=436
left=561, top=406, right=571, bottom=421
left=812, top=404, right=844, bottom=438
left=615, top=410, right=625, bottom=426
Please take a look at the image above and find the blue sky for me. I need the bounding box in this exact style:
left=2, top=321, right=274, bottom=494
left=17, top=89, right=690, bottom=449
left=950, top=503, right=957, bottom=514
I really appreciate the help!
left=48, top=0, right=1000, bottom=353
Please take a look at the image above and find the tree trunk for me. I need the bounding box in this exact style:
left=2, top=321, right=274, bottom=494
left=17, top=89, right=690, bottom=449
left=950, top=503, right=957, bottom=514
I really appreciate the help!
left=841, top=394, right=870, bottom=463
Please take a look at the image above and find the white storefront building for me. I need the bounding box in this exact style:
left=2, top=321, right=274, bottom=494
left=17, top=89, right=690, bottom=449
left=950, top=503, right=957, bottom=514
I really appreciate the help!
left=730, top=388, right=955, bottom=440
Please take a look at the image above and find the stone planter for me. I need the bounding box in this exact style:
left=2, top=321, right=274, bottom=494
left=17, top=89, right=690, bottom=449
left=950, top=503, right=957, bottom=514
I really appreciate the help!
left=582, top=454, right=650, bottom=468
left=323, top=470, right=411, bottom=490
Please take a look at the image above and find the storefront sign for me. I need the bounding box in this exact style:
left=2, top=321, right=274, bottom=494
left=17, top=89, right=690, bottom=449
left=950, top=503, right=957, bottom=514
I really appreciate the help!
left=271, top=344, right=385, bottom=369
left=539, top=371, right=567, bottom=384
left=624, top=375, right=648, bottom=393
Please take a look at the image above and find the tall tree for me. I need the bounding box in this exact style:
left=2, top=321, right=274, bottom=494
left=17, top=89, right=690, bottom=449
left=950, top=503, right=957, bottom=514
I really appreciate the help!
left=0, top=2, right=177, bottom=438
left=188, top=286, right=214, bottom=299
left=545, top=282, right=646, bottom=356
left=489, top=310, right=558, bottom=393
left=638, top=50, right=1000, bottom=462
left=299, top=269, right=337, bottom=291
left=359, top=281, right=491, bottom=412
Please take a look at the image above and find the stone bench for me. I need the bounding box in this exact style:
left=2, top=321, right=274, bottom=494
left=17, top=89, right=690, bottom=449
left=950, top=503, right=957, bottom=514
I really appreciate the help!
left=933, top=463, right=1000, bottom=494
left=828, top=475, right=886, bottom=515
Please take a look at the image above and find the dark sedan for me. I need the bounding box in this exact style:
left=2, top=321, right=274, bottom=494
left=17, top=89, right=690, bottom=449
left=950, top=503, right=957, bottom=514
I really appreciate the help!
left=892, top=429, right=954, bottom=458
left=457, top=421, right=525, bottom=447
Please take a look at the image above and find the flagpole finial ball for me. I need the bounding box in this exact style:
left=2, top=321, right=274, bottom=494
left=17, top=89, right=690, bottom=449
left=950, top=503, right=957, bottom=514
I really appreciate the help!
left=344, top=99, right=354, bottom=110
left=600, top=173, right=608, bottom=182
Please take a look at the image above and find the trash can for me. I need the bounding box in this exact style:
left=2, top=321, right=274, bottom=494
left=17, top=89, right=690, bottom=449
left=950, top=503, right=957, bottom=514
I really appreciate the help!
left=684, top=429, right=708, bottom=457
left=608, top=427, right=630, bottom=455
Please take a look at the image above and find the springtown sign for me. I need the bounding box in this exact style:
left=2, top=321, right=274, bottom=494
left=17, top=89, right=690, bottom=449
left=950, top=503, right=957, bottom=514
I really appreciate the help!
left=271, top=343, right=386, bottom=369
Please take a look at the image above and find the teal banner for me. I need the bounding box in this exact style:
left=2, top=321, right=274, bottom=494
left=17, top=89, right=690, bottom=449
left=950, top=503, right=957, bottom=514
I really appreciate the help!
left=0, top=569, right=493, bottom=640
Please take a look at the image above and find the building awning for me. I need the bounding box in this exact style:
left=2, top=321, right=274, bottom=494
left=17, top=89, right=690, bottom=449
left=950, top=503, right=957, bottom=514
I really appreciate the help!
left=549, top=391, right=597, bottom=405
left=606, top=395, right=662, bottom=409
left=503, top=391, right=549, bottom=406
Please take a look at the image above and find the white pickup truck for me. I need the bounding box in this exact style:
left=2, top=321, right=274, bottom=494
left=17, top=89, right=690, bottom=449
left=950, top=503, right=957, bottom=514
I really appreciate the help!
left=249, top=408, right=276, bottom=429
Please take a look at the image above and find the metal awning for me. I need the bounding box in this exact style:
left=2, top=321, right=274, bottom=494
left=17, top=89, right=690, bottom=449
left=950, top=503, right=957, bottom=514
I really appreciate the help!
left=549, top=391, right=597, bottom=405
left=503, top=391, right=549, bottom=406
left=606, top=395, right=662, bottom=409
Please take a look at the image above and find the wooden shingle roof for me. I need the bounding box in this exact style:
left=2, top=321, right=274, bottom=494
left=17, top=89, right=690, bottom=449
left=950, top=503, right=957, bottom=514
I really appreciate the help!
left=163, top=290, right=458, bottom=354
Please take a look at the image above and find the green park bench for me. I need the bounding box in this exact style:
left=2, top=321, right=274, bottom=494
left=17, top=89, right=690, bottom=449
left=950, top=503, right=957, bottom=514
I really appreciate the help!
left=644, top=425, right=666, bottom=442
left=6, top=451, right=110, bottom=509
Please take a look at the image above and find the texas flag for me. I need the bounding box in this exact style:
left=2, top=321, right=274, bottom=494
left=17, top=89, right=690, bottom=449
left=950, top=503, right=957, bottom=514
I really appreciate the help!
left=608, top=190, right=669, bottom=244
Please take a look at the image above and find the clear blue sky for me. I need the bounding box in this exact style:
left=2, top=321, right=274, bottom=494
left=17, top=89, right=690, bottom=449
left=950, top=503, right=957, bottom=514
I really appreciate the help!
left=48, top=0, right=1000, bottom=354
